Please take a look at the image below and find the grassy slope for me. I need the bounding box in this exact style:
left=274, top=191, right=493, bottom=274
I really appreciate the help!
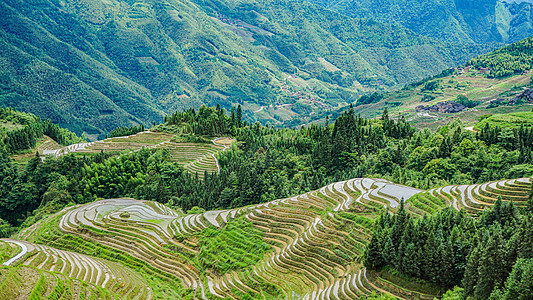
left=0, top=0, right=467, bottom=136
left=291, top=72, right=533, bottom=130
left=474, top=112, right=533, bottom=130
left=369, top=73, right=533, bottom=129
left=28, top=129, right=231, bottom=179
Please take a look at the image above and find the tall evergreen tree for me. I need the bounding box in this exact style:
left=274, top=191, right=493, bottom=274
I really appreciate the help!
left=475, top=226, right=507, bottom=299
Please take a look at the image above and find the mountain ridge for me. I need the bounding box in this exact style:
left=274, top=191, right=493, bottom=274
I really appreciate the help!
left=0, top=0, right=483, bottom=138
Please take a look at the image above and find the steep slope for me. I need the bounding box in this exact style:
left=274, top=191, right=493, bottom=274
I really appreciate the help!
left=305, top=0, right=533, bottom=46
left=3, top=176, right=530, bottom=299
left=0, top=0, right=462, bottom=137
left=287, top=35, right=533, bottom=129
left=468, top=34, right=533, bottom=77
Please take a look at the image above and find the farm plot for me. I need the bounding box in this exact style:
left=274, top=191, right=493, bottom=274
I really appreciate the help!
left=429, top=178, right=532, bottom=214
left=0, top=264, right=115, bottom=300
left=39, top=131, right=233, bottom=180
left=0, top=239, right=151, bottom=299
left=15, top=177, right=531, bottom=299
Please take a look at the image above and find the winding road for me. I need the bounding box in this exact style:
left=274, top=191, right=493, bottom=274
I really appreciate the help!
left=211, top=137, right=232, bottom=174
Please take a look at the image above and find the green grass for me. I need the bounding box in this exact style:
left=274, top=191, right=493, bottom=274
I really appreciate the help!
left=23, top=214, right=195, bottom=299
left=194, top=217, right=272, bottom=275
left=0, top=265, right=115, bottom=300
left=0, top=241, right=19, bottom=265
left=376, top=265, right=445, bottom=296
left=475, top=112, right=533, bottom=130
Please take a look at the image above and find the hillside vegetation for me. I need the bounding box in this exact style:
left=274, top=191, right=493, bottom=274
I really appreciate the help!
left=0, top=105, right=531, bottom=298
left=468, top=35, right=533, bottom=78
left=475, top=112, right=533, bottom=130
left=1, top=104, right=532, bottom=229
left=289, top=35, right=533, bottom=129
left=0, top=107, right=83, bottom=159
left=1, top=175, right=531, bottom=299
left=306, top=0, right=533, bottom=46
left=0, top=0, right=472, bottom=137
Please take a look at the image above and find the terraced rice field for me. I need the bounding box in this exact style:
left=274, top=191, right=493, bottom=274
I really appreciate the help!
left=0, top=264, right=115, bottom=299
left=38, top=131, right=233, bottom=179
left=2, top=177, right=531, bottom=299
left=1, top=239, right=152, bottom=299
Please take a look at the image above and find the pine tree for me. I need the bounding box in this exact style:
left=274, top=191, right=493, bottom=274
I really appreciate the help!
left=423, top=231, right=440, bottom=283
left=364, top=229, right=384, bottom=270
left=403, top=242, right=419, bottom=277
left=463, top=245, right=482, bottom=298
left=502, top=258, right=533, bottom=300
left=382, top=236, right=396, bottom=265
left=475, top=226, right=507, bottom=299
left=236, top=105, right=243, bottom=128
left=437, top=239, right=455, bottom=288
left=517, top=214, right=533, bottom=259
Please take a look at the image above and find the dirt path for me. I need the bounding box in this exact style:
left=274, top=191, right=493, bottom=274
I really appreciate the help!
left=211, top=137, right=232, bottom=174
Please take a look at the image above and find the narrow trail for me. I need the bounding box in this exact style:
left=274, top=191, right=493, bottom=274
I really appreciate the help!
left=2, top=239, right=28, bottom=266
left=254, top=106, right=264, bottom=113
left=211, top=137, right=231, bottom=174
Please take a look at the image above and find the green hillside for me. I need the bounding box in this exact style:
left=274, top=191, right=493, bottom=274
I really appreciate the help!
left=0, top=107, right=84, bottom=165
left=0, top=0, right=475, bottom=138
left=305, top=0, right=533, bottom=46
left=285, top=35, right=533, bottom=130
left=0, top=105, right=532, bottom=298
left=475, top=112, right=533, bottom=130
left=1, top=177, right=531, bottom=299
left=468, top=35, right=533, bottom=78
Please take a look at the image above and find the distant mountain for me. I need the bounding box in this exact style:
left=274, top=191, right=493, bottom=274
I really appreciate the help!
left=285, top=35, right=533, bottom=129
left=0, top=0, right=479, bottom=138
left=305, top=0, right=533, bottom=46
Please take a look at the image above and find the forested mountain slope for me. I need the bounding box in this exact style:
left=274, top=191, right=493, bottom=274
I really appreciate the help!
left=0, top=0, right=472, bottom=137
left=288, top=35, right=533, bottom=129
left=306, top=0, right=533, bottom=46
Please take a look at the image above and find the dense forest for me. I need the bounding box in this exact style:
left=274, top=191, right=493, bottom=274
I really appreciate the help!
left=468, top=35, right=533, bottom=78
left=0, top=107, right=83, bottom=153
left=1, top=105, right=532, bottom=233
left=364, top=197, right=533, bottom=299
left=306, top=0, right=533, bottom=47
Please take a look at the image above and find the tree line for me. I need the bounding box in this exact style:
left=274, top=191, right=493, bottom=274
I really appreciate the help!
left=1, top=104, right=532, bottom=234
left=0, top=107, right=83, bottom=153
left=364, top=199, right=533, bottom=299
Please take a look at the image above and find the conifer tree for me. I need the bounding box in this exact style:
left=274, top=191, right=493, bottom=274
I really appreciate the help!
left=364, top=229, right=384, bottom=270
left=475, top=226, right=507, bottom=299
left=236, top=105, right=242, bottom=128
left=463, top=245, right=482, bottom=297
left=501, top=258, right=533, bottom=300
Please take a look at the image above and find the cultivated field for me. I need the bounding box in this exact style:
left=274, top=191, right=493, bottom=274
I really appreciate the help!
left=2, top=177, right=530, bottom=299
left=36, top=131, right=233, bottom=180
